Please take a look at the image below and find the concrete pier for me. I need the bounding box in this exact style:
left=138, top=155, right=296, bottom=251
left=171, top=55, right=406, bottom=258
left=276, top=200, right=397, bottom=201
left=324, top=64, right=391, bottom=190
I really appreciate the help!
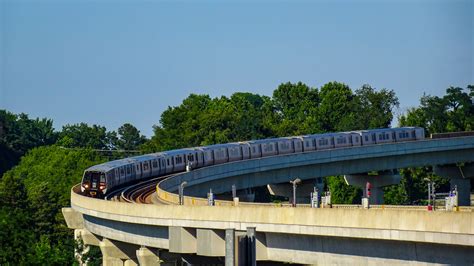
left=344, top=170, right=401, bottom=204
left=434, top=163, right=474, bottom=206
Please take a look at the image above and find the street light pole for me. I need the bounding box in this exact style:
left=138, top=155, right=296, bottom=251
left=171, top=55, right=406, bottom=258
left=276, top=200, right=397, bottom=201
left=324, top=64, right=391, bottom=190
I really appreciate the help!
left=290, top=178, right=301, bottom=207
left=179, top=181, right=187, bottom=205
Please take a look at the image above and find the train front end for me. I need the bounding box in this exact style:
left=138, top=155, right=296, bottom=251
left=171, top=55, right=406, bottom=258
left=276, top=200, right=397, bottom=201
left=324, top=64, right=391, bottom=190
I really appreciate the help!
left=81, top=170, right=107, bottom=198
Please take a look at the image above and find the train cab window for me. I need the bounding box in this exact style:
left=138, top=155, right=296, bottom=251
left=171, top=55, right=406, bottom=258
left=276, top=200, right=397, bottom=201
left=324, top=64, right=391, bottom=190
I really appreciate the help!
left=100, top=174, right=106, bottom=183
left=153, top=160, right=158, bottom=168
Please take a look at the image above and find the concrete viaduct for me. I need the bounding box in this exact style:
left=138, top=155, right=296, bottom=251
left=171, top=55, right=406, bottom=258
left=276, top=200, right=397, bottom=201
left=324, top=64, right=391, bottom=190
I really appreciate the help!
left=63, top=136, right=474, bottom=265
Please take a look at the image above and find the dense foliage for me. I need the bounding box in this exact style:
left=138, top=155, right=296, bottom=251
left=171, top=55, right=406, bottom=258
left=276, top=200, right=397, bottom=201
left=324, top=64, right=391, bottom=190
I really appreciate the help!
left=384, top=85, right=473, bottom=205
left=0, top=146, right=106, bottom=264
left=0, top=82, right=471, bottom=263
left=143, top=82, right=399, bottom=152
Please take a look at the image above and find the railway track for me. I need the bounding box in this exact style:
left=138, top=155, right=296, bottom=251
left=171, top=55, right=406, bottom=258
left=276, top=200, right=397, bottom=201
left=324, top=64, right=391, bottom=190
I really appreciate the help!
left=105, top=174, right=176, bottom=204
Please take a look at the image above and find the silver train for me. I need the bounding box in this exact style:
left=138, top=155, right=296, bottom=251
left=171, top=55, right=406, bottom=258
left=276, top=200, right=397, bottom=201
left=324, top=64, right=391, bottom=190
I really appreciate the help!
left=81, top=127, right=425, bottom=197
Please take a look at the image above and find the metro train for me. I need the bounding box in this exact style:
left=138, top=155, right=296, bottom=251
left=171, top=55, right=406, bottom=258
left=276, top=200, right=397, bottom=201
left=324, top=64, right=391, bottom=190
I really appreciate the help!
left=80, top=127, right=425, bottom=197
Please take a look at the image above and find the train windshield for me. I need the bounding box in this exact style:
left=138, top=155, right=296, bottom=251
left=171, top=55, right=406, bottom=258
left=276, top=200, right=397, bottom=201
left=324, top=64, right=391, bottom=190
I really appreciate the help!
left=84, top=171, right=106, bottom=187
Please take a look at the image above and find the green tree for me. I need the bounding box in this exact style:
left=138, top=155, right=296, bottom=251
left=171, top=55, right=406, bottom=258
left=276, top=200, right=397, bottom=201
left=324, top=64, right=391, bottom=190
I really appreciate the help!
left=271, top=82, right=320, bottom=135
left=0, top=110, right=58, bottom=176
left=318, top=82, right=354, bottom=132
left=325, top=176, right=362, bottom=204
left=399, top=85, right=473, bottom=134
left=58, top=123, right=116, bottom=150
left=116, top=123, right=147, bottom=150
left=0, top=174, right=34, bottom=264
left=0, top=145, right=106, bottom=263
left=353, top=85, right=399, bottom=129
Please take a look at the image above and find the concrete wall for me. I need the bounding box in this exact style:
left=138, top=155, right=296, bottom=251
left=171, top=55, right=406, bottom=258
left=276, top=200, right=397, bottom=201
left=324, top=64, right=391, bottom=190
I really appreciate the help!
left=71, top=191, right=474, bottom=247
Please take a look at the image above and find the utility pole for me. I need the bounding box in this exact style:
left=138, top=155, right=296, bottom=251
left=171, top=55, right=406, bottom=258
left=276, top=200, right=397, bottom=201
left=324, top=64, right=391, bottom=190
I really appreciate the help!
left=290, top=178, right=301, bottom=207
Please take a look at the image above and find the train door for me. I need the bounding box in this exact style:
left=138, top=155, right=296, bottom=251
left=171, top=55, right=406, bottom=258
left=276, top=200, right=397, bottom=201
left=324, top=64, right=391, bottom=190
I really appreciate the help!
left=120, top=166, right=125, bottom=184
left=150, top=159, right=156, bottom=176
left=115, top=169, right=120, bottom=185
left=159, top=158, right=166, bottom=175
left=250, top=143, right=262, bottom=158
left=135, top=163, right=141, bottom=180
left=293, top=138, right=303, bottom=153
left=240, top=143, right=250, bottom=159
left=195, top=150, right=204, bottom=168
left=125, top=165, right=131, bottom=183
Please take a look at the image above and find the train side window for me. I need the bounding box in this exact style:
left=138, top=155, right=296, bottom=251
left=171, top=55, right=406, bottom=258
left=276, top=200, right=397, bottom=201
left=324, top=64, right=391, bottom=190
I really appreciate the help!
left=365, top=136, right=369, bottom=141
left=120, top=167, right=125, bottom=176
left=153, top=160, right=158, bottom=168
left=412, top=132, right=416, bottom=138
left=126, top=166, right=131, bottom=175
left=100, top=174, right=105, bottom=183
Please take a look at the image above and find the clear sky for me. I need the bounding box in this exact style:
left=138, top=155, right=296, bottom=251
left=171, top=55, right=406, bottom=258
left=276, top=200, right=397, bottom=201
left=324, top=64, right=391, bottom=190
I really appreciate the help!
left=1, top=0, right=472, bottom=137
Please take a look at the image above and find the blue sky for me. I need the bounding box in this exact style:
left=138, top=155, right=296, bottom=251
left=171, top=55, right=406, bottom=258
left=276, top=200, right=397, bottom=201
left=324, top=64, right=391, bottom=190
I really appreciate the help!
left=1, top=0, right=472, bottom=137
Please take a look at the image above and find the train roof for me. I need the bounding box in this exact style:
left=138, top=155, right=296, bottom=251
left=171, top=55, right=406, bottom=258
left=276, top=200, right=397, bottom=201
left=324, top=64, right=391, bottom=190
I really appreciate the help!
left=129, top=154, right=159, bottom=162
left=161, top=148, right=198, bottom=156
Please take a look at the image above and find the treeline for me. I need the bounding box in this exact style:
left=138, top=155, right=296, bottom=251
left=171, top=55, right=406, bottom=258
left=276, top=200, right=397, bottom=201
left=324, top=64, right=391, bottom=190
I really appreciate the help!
left=0, top=82, right=472, bottom=264
left=143, top=82, right=399, bottom=152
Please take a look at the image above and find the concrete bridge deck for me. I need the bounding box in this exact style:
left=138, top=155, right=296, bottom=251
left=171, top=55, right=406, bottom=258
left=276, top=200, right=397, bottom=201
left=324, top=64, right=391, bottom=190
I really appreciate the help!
left=64, top=136, right=474, bottom=264
left=65, top=186, right=474, bottom=265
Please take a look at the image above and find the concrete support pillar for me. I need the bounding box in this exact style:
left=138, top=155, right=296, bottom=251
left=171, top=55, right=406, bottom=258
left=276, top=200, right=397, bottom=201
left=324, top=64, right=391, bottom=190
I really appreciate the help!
left=238, top=227, right=256, bottom=266
left=75, top=228, right=101, bottom=246
left=434, top=163, right=474, bottom=206
left=123, top=259, right=138, bottom=266
left=196, top=228, right=225, bottom=256
left=62, top=207, right=85, bottom=229
left=169, top=226, right=197, bottom=254
left=136, top=246, right=161, bottom=266
left=267, top=178, right=323, bottom=203
left=99, top=238, right=138, bottom=266
left=225, top=229, right=235, bottom=266
left=344, top=171, right=401, bottom=204
left=103, top=256, right=125, bottom=266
